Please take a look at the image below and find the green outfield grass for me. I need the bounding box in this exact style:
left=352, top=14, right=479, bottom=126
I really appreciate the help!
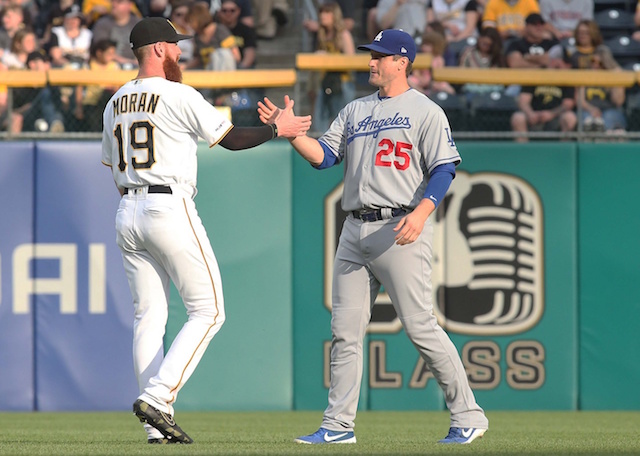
left=0, top=410, right=638, bottom=455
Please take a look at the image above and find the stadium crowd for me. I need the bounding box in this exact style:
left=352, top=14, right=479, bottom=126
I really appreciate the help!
left=0, top=0, right=639, bottom=137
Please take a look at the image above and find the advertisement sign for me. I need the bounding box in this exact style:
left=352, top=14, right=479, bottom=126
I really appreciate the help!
left=0, top=143, right=36, bottom=410
left=32, top=142, right=137, bottom=410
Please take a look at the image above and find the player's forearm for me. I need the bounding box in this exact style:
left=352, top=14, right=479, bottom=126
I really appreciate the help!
left=289, top=135, right=324, bottom=166
left=412, top=198, right=436, bottom=224
left=219, top=125, right=276, bottom=150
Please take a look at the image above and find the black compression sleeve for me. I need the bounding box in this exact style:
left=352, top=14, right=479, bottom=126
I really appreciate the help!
left=218, top=125, right=276, bottom=150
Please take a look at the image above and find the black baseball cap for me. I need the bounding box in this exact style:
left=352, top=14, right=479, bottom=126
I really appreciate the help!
left=525, top=13, right=545, bottom=25
left=358, top=29, right=416, bottom=63
left=129, top=17, right=192, bottom=50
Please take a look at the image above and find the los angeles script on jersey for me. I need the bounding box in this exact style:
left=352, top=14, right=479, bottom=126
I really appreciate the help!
left=346, top=112, right=411, bottom=143
left=111, top=92, right=161, bottom=117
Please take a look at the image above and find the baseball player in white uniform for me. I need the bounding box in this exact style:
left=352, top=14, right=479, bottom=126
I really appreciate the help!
left=101, top=17, right=310, bottom=444
left=259, top=29, right=488, bottom=445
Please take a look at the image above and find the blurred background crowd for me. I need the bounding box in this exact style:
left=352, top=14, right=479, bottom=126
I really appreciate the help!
left=1, top=0, right=640, bottom=138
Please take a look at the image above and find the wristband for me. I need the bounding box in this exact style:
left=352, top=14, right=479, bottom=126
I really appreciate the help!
left=270, top=123, right=278, bottom=139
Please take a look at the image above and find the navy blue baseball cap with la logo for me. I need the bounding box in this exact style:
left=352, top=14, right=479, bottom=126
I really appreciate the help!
left=358, top=29, right=416, bottom=63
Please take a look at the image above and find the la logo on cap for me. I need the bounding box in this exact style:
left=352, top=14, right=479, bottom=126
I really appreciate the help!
left=374, top=31, right=383, bottom=42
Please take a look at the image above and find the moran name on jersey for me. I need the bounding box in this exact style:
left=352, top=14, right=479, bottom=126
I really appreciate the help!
left=111, top=92, right=161, bottom=117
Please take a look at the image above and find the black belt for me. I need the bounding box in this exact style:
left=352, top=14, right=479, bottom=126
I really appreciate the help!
left=351, top=208, right=407, bottom=222
left=123, top=185, right=172, bottom=195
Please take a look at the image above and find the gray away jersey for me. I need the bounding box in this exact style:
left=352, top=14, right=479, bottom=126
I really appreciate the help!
left=319, top=88, right=461, bottom=212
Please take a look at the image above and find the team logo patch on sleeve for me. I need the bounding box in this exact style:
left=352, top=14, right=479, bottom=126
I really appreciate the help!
left=444, top=127, right=456, bottom=148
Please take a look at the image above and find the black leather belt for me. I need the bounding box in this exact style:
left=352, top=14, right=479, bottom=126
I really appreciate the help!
left=123, top=185, right=172, bottom=195
left=351, top=208, right=407, bottom=222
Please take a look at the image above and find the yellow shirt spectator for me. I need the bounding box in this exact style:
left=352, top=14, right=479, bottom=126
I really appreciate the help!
left=82, top=0, right=142, bottom=27
left=482, top=0, right=540, bottom=40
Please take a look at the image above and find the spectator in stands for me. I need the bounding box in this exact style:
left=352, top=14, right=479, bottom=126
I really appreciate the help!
left=562, top=19, right=617, bottom=70
left=1, top=27, right=37, bottom=68
left=43, top=5, right=93, bottom=131
left=170, top=0, right=195, bottom=64
left=186, top=1, right=239, bottom=70
left=510, top=35, right=577, bottom=147
left=75, top=39, right=118, bottom=131
left=427, top=0, right=481, bottom=43
left=482, top=0, right=540, bottom=45
left=372, top=0, right=429, bottom=42
left=576, top=52, right=626, bottom=134
left=82, top=0, right=143, bottom=28
left=251, top=0, right=289, bottom=40
left=10, top=51, right=65, bottom=133
left=217, top=0, right=257, bottom=69
left=210, top=0, right=254, bottom=27
left=408, top=29, right=456, bottom=96
left=303, top=0, right=356, bottom=33
left=40, top=0, right=79, bottom=45
left=562, top=19, right=626, bottom=133
left=539, top=0, right=593, bottom=41
left=510, top=85, right=576, bottom=142
left=459, top=26, right=505, bottom=98
left=45, top=5, right=92, bottom=68
left=8, top=0, right=37, bottom=30
left=91, top=0, right=141, bottom=68
left=423, top=19, right=458, bottom=65
left=0, top=5, right=25, bottom=51
left=307, top=1, right=355, bottom=133
left=506, top=13, right=559, bottom=69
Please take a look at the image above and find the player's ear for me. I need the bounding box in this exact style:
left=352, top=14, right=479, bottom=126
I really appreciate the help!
left=153, top=41, right=164, bottom=57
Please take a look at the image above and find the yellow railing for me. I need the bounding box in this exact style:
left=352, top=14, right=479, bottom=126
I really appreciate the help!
left=1, top=57, right=638, bottom=88
left=432, top=67, right=638, bottom=88
left=1, top=68, right=297, bottom=88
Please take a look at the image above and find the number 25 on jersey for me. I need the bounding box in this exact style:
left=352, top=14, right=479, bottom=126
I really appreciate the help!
left=374, top=138, right=411, bottom=171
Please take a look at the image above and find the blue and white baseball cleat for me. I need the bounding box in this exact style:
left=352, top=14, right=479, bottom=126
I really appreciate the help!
left=294, top=427, right=356, bottom=444
left=438, top=427, right=486, bottom=444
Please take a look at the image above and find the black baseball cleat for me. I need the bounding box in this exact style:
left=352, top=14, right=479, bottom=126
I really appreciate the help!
left=133, top=399, right=194, bottom=444
left=148, top=437, right=181, bottom=444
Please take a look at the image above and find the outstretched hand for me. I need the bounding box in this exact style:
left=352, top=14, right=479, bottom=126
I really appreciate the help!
left=257, top=96, right=282, bottom=125
left=258, top=95, right=312, bottom=138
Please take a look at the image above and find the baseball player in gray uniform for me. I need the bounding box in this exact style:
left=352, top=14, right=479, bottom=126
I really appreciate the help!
left=259, top=29, right=488, bottom=445
left=101, top=17, right=310, bottom=444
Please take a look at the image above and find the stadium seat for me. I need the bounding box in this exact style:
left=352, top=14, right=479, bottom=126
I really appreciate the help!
left=431, top=92, right=469, bottom=131
left=469, top=91, right=518, bottom=132
left=594, top=9, right=636, bottom=39
left=594, top=0, right=635, bottom=13
left=605, top=35, right=640, bottom=67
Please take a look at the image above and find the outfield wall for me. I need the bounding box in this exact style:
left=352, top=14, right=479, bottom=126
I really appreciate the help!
left=0, top=140, right=637, bottom=411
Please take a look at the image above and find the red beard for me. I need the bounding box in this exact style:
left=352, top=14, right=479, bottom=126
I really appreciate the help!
left=163, top=55, right=182, bottom=83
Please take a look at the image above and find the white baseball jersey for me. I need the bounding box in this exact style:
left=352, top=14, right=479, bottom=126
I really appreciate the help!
left=318, top=88, right=461, bottom=212
left=101, top=77, right=232, bottom=192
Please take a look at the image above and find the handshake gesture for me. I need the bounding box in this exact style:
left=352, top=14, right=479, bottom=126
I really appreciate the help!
left=259, top=96, right=312, bottom=139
